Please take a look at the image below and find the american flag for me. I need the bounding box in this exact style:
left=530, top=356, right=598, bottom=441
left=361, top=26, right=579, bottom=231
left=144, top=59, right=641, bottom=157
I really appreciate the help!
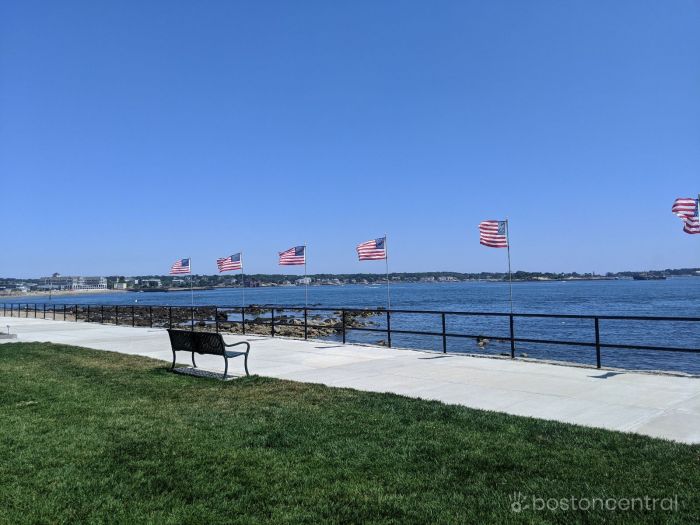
left=357, top=237, right=387, bottom=260
left=170, top=258, right=191, bottom=275
left=479, top=220, right=509, bottom=248
left=279, top=246, right=306, bottom=265
left=217, top=253, right=242, bottom=272
left=672, top=198, right=700, bottom=234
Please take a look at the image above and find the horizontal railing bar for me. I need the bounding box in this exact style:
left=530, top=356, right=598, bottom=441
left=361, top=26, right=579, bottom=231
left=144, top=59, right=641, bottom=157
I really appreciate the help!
left=599, top=342, right=700, bottom=353
left=344, top=327, right=699, bottom=353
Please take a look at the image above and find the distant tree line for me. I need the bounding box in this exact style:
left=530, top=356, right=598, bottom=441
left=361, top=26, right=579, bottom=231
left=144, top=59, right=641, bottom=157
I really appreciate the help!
left=2, top=268, right=699, bottom=290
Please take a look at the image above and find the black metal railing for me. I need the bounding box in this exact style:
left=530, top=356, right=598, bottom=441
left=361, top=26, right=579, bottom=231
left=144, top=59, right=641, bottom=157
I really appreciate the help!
left=2, top=302, right=699, bottom=371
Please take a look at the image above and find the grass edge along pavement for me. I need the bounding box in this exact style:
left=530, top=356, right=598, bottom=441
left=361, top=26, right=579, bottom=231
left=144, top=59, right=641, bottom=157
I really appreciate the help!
left=0, top=343, right=698, bottom=523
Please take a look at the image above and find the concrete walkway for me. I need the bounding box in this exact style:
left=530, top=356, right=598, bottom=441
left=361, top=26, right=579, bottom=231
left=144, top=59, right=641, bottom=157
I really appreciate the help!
left=2, top=316, right=699, bottom=444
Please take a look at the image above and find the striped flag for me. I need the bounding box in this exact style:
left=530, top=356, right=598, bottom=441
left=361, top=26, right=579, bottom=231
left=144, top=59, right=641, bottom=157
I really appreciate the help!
left=479, top=220, right=509, bottom=248
left=357, top=237, right=387, bottom=260
left=217, top=253, right=242, bottom=272
left=672, top=198, right=700, bottom=234
left=279, top=246, right=306, bottom=265
left=170, top=258, right=191, bottom=275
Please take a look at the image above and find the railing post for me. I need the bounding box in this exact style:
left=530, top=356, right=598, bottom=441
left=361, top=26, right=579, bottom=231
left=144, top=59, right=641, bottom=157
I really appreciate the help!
left=341, top=309, right=346, bottom=344
left=441, top=312, right=447, bottom=353
left=190, top=306, right=194, bottom=331
left=241, top=306, right=246, bottom=335
left=63, top=304, right=66, bottom=321
left=53, top=305, right=56, bottom=320
left=386, top=310, right=392, bottom=348
left=169, top=306, right=172, bottom=329
left=101, top=305, right=104, bottom=324
left=215, top=306, right=219, bottom=333
left=34, top=304, right=37, bottom=318
left=271, top=308, right=275, bottom=337
left=304, top=308, right=308, bottom=340
left=132, top=306, right=135, bottom=327
left=595, top=317, right=601, bottom=369
left=87, top=304, right=90, bottom=322
left=149, top=306, right=153, bottom=328
left=509, top=314, right=515, bottom=358
left=75, top=304, right=78, bottom=322
left=43, top=304, right=46, bottom=319
left=115, top=305, right=119, bottom=325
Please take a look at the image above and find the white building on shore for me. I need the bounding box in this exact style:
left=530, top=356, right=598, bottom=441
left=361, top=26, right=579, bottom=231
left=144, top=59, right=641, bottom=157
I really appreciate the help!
left=38, top=276, right=108, bottom=290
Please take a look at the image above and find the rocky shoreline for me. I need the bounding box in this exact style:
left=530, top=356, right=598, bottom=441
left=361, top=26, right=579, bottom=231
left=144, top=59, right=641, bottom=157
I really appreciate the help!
left=11, top=303, right=380, bottom=342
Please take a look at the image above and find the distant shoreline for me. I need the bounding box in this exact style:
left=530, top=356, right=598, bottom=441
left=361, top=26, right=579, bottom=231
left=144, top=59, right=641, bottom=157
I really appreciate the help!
left=0, top=289, right=128, bottom=298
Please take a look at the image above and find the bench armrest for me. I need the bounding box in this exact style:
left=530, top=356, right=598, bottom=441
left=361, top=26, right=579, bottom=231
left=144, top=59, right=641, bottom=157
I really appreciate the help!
left=224, top=341, right=250, bottom=353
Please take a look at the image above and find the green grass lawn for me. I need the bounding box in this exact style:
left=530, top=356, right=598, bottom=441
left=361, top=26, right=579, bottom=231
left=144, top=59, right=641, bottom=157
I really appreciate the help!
left=0, top=343, right=698, bottom=524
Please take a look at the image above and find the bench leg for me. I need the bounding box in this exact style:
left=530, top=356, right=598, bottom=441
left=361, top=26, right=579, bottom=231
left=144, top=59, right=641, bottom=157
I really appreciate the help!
left=244, top=353, right=249, bottom=376
left=171, top=350, right=176, bottom=370
left=192, top=352, right=197, bottom=368
left=223, top=356, right=228, bottom=380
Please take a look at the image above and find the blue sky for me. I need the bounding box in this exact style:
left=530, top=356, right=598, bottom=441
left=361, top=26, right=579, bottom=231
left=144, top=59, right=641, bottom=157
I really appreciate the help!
left=1, top=1, right=699, bottom=277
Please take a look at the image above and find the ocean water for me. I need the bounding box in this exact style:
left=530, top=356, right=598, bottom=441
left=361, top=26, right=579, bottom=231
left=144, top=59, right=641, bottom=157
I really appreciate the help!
left=7, top=278, right=700, bottom=374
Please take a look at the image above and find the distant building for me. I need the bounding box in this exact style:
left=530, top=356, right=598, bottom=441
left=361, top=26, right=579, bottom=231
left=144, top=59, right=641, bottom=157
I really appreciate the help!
left=113, top=282, right=127, bottom=290
left=139, top=279, right=162, bottom=288
left=39, top=276, right=107, bottom=290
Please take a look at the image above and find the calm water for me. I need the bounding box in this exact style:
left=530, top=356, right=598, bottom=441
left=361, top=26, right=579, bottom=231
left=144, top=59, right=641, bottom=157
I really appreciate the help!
left=8, top=278, right=700, bottom=374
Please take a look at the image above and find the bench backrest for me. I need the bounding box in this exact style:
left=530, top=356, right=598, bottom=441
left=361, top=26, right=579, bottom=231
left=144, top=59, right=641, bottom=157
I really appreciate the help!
left=167, top=329, right=225, bottom=356
left=168, top=329, right=196, bottom=353
left=194, top=331, right=226, bottom=356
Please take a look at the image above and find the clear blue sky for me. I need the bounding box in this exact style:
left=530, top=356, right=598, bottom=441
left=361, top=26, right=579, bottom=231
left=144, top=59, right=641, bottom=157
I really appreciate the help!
left=1, top=1, right=699, bottom=277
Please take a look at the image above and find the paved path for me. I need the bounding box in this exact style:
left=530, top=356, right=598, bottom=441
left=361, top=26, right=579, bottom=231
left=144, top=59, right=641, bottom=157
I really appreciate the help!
left=2, top=316, right=699, bottom=444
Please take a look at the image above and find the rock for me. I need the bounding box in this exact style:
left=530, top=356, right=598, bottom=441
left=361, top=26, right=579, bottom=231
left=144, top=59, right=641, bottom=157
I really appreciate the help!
left=476, top=336, right=489, bottom=348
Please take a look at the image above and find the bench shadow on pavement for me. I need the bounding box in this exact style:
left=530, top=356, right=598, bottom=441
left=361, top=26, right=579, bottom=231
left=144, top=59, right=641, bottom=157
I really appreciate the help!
left=172, top=366, right=241, bottom=381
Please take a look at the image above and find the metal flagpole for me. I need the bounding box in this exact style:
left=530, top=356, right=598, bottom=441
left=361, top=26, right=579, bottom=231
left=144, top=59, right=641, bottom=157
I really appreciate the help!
left=385, top=234, right=391, bottom=310
left=240, top=252, right=245, bottom=308
left=505, top=221, right=513, bottom=314
left=189, top=257, right=194, bottom=308
left=304, top=243, right=308, bottom=307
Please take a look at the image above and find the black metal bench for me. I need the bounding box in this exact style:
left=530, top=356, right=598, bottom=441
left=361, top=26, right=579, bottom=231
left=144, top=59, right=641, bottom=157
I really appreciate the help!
left=167, top=329, right=250, bottom=379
